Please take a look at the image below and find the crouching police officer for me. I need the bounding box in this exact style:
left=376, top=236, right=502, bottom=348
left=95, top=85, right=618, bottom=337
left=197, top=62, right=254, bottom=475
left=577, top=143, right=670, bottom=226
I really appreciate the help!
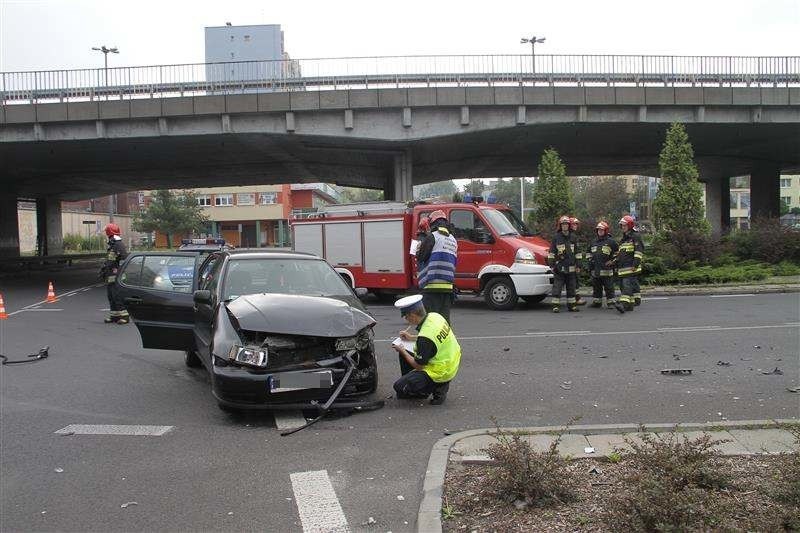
left=391, top=295, right=461, bottom=405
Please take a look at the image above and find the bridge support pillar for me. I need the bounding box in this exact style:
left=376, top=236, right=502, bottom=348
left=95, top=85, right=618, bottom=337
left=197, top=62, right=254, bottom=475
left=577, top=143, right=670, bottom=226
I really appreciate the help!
left=36, top=197, right=63, bottom=256
left=750, top=164, right=781, bottom=219
left=388, top=150, right=413, bottom=202
left=0, top=194, right=20, bottom=258
left=705, top=177, right=731, bottom=237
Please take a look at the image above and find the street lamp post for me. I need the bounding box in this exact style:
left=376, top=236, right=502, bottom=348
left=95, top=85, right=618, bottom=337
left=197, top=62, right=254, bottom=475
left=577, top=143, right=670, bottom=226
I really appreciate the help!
left=91, top=45, right=119, bottom=87
left=520, top=36, right=545, bottom=80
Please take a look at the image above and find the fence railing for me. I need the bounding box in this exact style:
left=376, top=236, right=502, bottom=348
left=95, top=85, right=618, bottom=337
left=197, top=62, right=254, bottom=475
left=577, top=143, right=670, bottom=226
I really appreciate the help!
left=2, top=54, right=799, bottom=104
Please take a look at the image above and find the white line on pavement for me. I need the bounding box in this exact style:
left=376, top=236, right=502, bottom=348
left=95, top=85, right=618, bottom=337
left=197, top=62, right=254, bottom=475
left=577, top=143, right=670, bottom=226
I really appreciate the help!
left=710, top=294, right=756, bottom=298
left=658, top=326, right=721, bottom=331
left=54, top=424, right=174, bottom=436
left=290, top=470, right=350, bottom=533
left=526, top=330, right=592, bottom=336
left=273, top=410, right=307, bottom=431
left=19, top=309, right=64, bottom=312
left=376, top=323, right=798, bottom=343
left=645, top=297, right=670, bottom=300
left=7, top=283, right=103, bottom=317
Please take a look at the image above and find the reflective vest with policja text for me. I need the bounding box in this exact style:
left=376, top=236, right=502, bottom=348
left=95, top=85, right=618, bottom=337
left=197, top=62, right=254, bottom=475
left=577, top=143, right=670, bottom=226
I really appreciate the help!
left=418, top=228, right=457, bottom=291
left=415, top=311, right=461, bottom=383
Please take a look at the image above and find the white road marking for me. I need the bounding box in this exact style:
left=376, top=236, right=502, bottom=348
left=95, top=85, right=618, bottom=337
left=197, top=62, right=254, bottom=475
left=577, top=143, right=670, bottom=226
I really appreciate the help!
left=376, top=323, right=799, bottom=343
left=273, top=410, right=307, bottom=430
left=19, top=308, right=64, bottom=312
left=658, top=326, right=721, bottom=331
left=290, top=470, right=350, bottom=533
left=710, top=293, right=756, bottom=298
left=54, top=424, right=173, bottom=436
left=7, top=283, right=102, bottom=317
left=526, top=330, right=591, bottom=336
left=645, top=297, right=670, bottom=300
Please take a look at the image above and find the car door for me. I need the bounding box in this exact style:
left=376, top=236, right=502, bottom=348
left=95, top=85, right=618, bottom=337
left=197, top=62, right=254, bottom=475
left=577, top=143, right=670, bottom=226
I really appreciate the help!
left=116, top=252, right=200, bottom=351
left=193, top=253, right=225, bottom=361
left=449, top=208, right=494, bottom=291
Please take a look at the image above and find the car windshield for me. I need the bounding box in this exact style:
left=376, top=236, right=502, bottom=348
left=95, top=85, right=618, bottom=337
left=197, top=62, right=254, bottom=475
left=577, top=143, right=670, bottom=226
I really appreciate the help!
left=482, top=208, right=520, bottom=236
left=498, top=209, right=535, bottom=236
left=222, top=258, right=353, bottom=300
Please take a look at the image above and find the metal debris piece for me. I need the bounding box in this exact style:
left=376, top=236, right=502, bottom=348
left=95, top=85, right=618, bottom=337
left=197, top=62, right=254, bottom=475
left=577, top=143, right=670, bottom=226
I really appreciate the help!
left=716, top=361, right=731, bottom=366
left=584, top=447, right=595, bottom=454
left=753, top=345, right=761, bottom=349
left=509, top=371, right=521, bottom=376
left=54, top=468, right=63, bottom=473
left=787, top=387, right=799, bottom=393
left=559, top=384, right=571, bottom=390
left=588, top=466, right=602, bottom=474
left=120, top=502, right=138, bottom=509
left=597, top=355, right=608, bottom=359
left=362, top=517, right=377, bottom=526
left=660, top=368, right=693, bottom=375
left=761, top=367, right=783, bottom=375
left=502, top=347, right=510, bottom=352
left=396, top=495, right=405, bottom=501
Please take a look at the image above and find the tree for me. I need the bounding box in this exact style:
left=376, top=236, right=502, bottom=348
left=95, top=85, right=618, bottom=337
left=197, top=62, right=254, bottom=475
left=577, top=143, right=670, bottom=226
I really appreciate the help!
left=531, top=148, right=573, bottom=238
left=490, top=177, right=536, bottom=219
left=652, top=123, right=710, bottom=234
left=414, top=180, right=457, bottom=200
left=462, top=179, right=485, bottom=197
left=339, top=187, right=384, bottom=203
left=584, top=176, right=631, bottom=223
left=133, top=190, right=209, bottom=248
left=780, top=198, right=790, bottom=217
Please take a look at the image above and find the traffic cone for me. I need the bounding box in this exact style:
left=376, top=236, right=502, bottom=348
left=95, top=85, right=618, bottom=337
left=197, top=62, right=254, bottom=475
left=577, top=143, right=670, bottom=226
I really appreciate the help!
left=0, top=293, right=8, bottom=320
left=46, top=282, right=57, bottom=303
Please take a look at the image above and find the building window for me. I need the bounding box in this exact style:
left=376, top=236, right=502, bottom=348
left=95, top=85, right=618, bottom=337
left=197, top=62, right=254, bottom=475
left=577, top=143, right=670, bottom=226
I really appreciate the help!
left=237, top=193, right=255, bottom=206
left=780, top=178, right=792, bottom=188
left=781, top=196, right=792, bottom=206
left=215, top=194, right=233, bottom=207
left=740, top=193, right=750, bottom=210
left=197, top=195, right=212, bottom=207
left=259, top=192, right=277, bottom=205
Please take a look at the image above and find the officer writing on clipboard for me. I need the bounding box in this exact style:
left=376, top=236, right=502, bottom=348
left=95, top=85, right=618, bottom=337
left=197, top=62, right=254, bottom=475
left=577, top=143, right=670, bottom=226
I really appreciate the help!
left=391, top=295, right=462, bottom=405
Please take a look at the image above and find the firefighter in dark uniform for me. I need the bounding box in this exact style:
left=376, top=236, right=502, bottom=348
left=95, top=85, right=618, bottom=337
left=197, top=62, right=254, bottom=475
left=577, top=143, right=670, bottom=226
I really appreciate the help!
left=102, top=223, right=130, bottom=324
left=547, top=215, right=579, bottom=312
left=411, top=215, right=431, bottom=282
left=587, top=221, right=625, bottom=313
left=614, top=215, right=644, bottom=311
left=416, top=210, right=458, bottom=324
left=569, top=216, right=587, bottom=306
left=392, top=294, right=462, bottom=405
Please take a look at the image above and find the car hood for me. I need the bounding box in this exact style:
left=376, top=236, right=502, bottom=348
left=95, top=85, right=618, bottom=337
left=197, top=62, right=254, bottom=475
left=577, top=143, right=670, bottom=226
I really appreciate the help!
left=225, top=293, right=376, bottom=337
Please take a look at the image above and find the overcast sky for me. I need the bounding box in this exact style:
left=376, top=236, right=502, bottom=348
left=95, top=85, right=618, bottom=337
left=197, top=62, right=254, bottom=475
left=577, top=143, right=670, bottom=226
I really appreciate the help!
left=1, top=0, right=798, bottom=72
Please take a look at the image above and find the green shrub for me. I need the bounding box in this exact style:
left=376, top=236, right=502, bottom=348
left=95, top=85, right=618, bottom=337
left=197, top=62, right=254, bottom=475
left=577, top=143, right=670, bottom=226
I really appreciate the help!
left=483, top=421, right=578, bottom=508
left=62, top=233, right=105, bottom=252
left=645, top=263, right=770, bottom=285
left=730, top=218, right=800, bottom=263
left=604, top=429, right=735, bottom=531
left=62, top=233, right=84, bottom=251
left=772, top=260, right=800, bottom=277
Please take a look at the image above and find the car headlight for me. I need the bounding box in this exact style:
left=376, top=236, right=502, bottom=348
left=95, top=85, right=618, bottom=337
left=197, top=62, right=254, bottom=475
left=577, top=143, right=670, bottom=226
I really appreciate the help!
left=227, top=344, right=268, bottom=368
left=515, top=247, right=537, bottom=264
left=336, top=329, right=374, bottom=352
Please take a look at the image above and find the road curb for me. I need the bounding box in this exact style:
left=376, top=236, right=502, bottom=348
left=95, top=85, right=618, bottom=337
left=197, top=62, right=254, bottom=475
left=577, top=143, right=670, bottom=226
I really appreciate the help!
left=641, top=284, right=800, bottom=296
left=416, top=419, right=797, bottom=533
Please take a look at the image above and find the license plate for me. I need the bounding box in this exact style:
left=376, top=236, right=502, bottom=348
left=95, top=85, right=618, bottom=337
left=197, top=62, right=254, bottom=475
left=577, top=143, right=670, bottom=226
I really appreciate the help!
left=269, top=370, right=333, bottom=393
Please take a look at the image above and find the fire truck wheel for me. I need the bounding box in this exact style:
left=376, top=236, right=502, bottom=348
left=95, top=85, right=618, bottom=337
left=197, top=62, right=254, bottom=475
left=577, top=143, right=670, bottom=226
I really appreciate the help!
left=484, top=277, right=518, bottom=310
left=184, top=350, right=202, bottom=368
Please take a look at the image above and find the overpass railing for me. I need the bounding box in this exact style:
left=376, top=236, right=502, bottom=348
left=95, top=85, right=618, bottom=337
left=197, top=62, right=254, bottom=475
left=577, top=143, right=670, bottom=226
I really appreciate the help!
left=2, top=54, right=799, bottom=104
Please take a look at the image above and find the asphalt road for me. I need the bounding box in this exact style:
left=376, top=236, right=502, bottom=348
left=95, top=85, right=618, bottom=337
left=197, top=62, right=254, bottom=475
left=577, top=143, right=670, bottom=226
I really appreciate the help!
left=1, top=268, right=798, bottom=532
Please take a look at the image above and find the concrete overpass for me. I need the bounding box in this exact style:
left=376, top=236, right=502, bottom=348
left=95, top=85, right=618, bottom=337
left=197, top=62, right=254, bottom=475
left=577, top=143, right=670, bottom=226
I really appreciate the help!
left=1, top=54, right=799, bottom=256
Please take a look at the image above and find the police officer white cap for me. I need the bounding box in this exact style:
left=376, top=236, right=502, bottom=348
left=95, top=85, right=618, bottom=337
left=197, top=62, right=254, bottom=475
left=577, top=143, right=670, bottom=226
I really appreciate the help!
left=395, top=294, right=424, bottom=315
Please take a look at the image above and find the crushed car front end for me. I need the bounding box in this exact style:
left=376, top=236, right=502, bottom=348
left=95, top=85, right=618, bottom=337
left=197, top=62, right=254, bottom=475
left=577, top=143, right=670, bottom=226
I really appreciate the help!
left=209, top=294, right=378, bottom=410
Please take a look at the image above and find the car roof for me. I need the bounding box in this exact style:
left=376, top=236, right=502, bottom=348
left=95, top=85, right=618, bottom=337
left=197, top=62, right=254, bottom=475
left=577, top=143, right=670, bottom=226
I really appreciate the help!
left=221, top=249, right=322, bottom=260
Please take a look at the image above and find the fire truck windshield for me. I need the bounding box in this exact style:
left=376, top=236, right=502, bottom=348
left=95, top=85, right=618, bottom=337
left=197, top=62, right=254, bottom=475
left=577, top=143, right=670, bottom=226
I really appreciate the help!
left=482, top=209, right=520, bottom=236
left=498, top=209, right=535, bottom=236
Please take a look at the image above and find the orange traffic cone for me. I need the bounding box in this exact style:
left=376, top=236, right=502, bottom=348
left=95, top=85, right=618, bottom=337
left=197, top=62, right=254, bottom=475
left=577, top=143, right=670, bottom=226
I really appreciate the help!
left=46, top=282, right=57, bottom=303
left=0, top=293, right=8, bottom=320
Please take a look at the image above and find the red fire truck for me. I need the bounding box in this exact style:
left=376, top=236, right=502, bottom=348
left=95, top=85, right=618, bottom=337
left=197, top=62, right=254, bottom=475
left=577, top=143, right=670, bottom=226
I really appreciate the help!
left=291, top=199, right=554, bottom=310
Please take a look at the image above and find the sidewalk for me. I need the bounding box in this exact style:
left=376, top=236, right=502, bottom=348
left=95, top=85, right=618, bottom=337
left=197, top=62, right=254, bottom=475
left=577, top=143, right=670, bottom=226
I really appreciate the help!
left=641, top=277, right=800, bottom=296
left=417, top=419, right=799, bottom=533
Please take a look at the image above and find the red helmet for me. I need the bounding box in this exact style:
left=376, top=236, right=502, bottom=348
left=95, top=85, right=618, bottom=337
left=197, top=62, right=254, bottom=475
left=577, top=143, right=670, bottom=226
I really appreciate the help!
left=428, top=210, right=447, bottom=224
left=104, top=223, right=121, bottom=237
left=569, top=216, right=580, bottom=230
left=596, top=221, right=610, bottom=233
left=619, top=215, right=635, bottom=231
left=417, top=216, right=430, bottom=233
left=557, top=215, right=571, bottom=228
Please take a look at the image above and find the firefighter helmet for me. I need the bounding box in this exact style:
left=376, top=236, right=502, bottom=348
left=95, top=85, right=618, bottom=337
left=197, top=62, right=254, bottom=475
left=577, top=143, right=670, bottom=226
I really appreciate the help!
left=428, top=210, right=447, bottom=224
left=104, top=223, right=121, bottom=237
left=417, top=216, right=430, bottom=233
left=619, top=215, right=635, bottom=231
left=557, top=215, right=571, bottom=228
left=569, top=216, right=580, bottom=230
left=596, top=221, right=610, bottom=233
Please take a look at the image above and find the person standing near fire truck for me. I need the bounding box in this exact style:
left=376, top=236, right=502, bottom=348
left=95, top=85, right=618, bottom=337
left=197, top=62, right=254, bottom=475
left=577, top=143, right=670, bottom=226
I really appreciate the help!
left=614, top=215, right=644, bottom=311
left=587, top=221, right=625, bottom=313
left=416, top=210, right=458, bottom=324
left=547, top=215, right=579, bottom=312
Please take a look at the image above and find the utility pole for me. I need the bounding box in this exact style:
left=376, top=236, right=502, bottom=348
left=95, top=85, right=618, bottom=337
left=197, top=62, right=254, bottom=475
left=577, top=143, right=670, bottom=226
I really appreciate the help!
left=91, top=45, right=119, bottom=87
left=520, top=36, right=545, bottom=80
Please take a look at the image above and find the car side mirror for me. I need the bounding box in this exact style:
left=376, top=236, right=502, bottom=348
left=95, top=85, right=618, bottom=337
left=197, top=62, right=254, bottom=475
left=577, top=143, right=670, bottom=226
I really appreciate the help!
left=476, top=229, right=494, bottom=244
left=193, top=289, right=212, bottom=305
left=354, top=287, right=369, bottom=298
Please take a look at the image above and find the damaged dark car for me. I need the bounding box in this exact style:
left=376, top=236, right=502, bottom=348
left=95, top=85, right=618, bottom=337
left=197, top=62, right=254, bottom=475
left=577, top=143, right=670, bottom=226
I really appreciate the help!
left=116, top=250, right=379, bottom=414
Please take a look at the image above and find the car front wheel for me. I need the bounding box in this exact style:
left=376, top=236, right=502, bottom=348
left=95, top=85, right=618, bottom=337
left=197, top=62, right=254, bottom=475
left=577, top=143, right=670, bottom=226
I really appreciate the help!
left=484, top=277, right=518, bottom=310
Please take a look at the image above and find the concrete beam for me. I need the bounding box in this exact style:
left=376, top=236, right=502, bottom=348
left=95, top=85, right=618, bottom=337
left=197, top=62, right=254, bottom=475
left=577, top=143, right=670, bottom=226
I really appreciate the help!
left=391, top=150, right=413, bottom=201
left=705, top=177, right=731, bottom=236
left=0, top=194, right=20, bottom=257
left=750, top=164, right=781, bottom=218
left=408, top=88, right=436, bottom=107
left=35, top=196, right=63, bottom=255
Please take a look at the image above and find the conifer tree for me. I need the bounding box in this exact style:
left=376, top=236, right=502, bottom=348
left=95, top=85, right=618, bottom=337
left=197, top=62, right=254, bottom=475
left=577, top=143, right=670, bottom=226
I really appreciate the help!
left=532, top=148, right=573, bottom=238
